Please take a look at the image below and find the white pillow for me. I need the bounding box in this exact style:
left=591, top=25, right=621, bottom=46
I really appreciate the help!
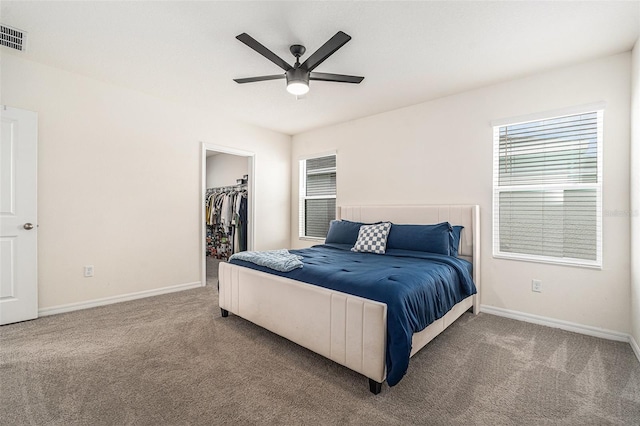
left=351, top=222, right=392, bottom=254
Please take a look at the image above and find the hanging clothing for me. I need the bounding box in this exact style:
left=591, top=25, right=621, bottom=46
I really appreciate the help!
left=205, top=184, right=248, bottom=259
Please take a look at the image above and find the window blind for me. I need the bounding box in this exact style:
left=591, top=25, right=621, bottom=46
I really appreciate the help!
left=300, top=155, right=336, bottom=238
left=493, top=110, right=602, bottom=267
left=304, top=198, right=336, bottom=238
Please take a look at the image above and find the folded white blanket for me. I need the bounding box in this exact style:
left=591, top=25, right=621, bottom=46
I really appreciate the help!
left=229, top=249, right=303, bottom=272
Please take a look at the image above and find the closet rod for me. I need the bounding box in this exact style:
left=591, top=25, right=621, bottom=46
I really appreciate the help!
left=207, top=183, right=247, bottom=192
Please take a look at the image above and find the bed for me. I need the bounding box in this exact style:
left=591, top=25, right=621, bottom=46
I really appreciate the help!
left=218, top=205, right=480, bottom=394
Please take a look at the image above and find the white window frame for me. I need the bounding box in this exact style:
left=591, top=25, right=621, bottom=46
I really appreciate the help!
left=492, top=104, right=604, bottom=269
left=299, top=151, right=337, bottom=240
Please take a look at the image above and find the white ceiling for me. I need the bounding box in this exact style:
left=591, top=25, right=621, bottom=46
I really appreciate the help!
left=2, top=1, right=639, bottom=135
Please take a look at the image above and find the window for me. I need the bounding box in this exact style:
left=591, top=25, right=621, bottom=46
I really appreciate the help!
left=299, top=154, right=336, bottom=239
left=492, top=108, right=603, bottom=268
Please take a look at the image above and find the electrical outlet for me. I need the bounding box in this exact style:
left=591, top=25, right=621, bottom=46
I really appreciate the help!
left=84, top=265, right=94, bottom=277
left=532, top=279, right=542, bottom=293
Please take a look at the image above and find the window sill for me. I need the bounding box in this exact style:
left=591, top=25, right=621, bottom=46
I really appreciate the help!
left=493, top=253, right=602, bottom=270
left=299, top=236, right=325, bottom=242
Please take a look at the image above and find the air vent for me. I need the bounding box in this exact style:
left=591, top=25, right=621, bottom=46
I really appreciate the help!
left=1, top=24, right=27, bottom=52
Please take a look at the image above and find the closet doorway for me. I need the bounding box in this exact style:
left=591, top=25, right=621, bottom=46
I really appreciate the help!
left=201, top=143, right=255, bottom=287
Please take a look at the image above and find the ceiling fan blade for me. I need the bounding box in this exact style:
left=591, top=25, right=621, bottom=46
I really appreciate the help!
left=234, top=74, right=285, bottom=84
left=310, top=72, right=364, bottom=84
left=301, top=31, right=352, bottom=72
left=236, top=33, right=293, bottom=72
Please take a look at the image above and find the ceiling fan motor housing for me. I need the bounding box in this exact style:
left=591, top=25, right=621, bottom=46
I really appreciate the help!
left=286, top=68, right=309, bottom=85
left=285, top=67, right=310, bottom=95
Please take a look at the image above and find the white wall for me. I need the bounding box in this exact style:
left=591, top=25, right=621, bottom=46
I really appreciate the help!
left=291, top=53, right=632, bottom=334
left=631, top=38, right=640, bottom=348
left=1, top=54, right=291, bottom=311
left=206, top=153, right=248, bottom=188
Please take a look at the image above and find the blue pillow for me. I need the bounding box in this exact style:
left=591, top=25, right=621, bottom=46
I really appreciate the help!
left=386, top=222, right=452, bottom=255
left=450, top=225, right=464, bottom=257
left=325, top=220, right=365, bottom=245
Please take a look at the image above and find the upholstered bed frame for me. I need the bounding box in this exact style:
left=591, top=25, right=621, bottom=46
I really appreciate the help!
left=218, top=205, right=480, bottom=394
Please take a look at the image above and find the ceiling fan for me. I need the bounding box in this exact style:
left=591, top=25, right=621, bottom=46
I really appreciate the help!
left=233, top=31, right=364, bottom=96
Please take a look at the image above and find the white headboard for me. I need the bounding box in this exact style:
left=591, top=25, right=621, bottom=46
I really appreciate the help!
left=337, top=205, right=480, bottom=290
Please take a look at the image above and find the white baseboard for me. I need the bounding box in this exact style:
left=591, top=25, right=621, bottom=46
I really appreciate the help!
left=480, top=304, right=630, bottom=343
left=39, top=281, right=203, bottom=317
left=631, top=335, right=640, bottom=364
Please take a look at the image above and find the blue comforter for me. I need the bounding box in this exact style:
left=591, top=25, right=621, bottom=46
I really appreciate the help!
left=228, top=243, right=476, bottom=386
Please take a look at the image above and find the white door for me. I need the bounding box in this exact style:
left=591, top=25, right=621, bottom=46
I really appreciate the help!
left=0, top=106, right=38, bottom=325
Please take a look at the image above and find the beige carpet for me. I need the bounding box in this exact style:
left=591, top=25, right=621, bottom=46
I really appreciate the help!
left=1, top=263, right=639, bottom=425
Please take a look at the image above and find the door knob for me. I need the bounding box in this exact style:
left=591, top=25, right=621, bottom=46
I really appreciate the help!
left=23, top=223, right=34, bottom=230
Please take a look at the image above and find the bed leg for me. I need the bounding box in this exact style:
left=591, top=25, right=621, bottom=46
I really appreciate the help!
left=221, top=308, right=229, bottom=317
left=368, top=379, right=382, bottom=395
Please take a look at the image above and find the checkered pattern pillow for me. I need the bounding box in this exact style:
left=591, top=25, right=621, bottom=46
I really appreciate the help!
left=351, top=222, right=392, bottom=254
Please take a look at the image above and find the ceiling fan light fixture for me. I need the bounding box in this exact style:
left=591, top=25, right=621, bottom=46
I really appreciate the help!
left=286, top=68, right=310, bottom=96
left=286, top=81, right=309, bottom=96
